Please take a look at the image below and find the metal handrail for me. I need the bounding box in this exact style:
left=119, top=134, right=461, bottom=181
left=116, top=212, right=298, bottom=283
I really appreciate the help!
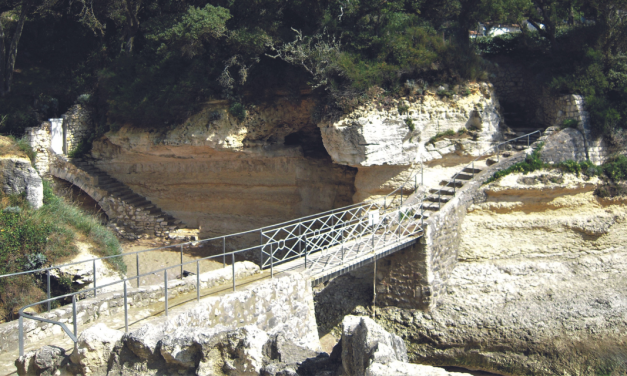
left=15, top=171, right=427, bottom=356
left=430, top=130, right=542, bottom=209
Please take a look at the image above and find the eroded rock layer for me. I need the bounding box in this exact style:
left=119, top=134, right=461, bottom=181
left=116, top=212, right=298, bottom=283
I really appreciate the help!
left=92, top=100, right=356, bottom=236
left=374, top=172, right=627, bottom=375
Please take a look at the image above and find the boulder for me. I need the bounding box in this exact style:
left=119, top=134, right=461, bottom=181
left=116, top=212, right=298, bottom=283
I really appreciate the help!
left=0, top=156, right=43, bottom=209
left=123, top=323, right=165, bottom=361
left=16, top=346, right=66, bottom=376
left=341, top=315, right=408, bottom=375
left=70, top=323, right=124, bottom=375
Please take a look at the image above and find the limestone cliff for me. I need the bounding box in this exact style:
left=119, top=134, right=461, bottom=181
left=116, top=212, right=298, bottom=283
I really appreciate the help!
left=92, top=99, right=357, bottom=237
left=91, top=84, right=502, bottom=235
left=373, top=172, right=627, bottom=375
left=319, top=82, right=503, bottom=202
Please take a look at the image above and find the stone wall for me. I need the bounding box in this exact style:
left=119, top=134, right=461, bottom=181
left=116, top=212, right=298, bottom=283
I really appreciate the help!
left=50, top=157, right=177, bottom=238
left=25, top=122, right=52, bottom=176
left=376, top=150, right=530, bottom=310
left=0, top=262, right=260, bottom=354
left=541, top=94, right=613, bottom=164
left=25, top=105, right=93, bottom=176
left=63, top=105, right=92, bottom=154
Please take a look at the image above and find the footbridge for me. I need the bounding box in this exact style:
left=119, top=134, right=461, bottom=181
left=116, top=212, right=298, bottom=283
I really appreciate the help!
left=4, top=130, right=544, bottom=365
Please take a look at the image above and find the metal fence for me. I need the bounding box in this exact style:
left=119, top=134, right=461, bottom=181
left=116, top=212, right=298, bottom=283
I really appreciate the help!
left=14, top=169, right=425, bottom=356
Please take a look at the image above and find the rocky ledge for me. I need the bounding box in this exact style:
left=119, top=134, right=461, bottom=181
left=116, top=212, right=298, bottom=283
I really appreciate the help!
left=17, top=316, right=474, bottom=376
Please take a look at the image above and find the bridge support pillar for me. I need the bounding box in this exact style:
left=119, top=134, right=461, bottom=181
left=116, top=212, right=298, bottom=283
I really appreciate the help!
left=375, top=240, right=433, bottom=310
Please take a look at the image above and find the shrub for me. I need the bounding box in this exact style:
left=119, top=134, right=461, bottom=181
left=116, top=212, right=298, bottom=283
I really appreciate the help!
left=0, top=179, right=125, bottom=321
left=229, top=102, right=247, bottom=122
left=485, top=143, right=545, bottom=184
left=428, top=130, right=457, bottom=145
left=562, top=118, right=579, bottom=128
left=602, top=155, right=627, bottom=181
left=405, top=118, right=415, bottom=132
left=397, top=105, right=409, bottom=115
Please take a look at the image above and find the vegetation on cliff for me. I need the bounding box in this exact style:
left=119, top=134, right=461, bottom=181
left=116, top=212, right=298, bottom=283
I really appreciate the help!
left=0, top=139, right=123, bottom=321
left=0, top=0, right=623, bottom=142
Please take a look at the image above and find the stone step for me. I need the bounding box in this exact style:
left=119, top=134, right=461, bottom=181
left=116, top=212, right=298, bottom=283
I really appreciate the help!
left=425, top=196, right=451, bottom=204
left=451, top=173, right=473, bottom=181
left=462, top=167, right=482, bottom=174
left=422, top=204, right=441, bottom=212
left=429, top=188, right=456, bottom=196
left=440, top=180, right=464, bottom=188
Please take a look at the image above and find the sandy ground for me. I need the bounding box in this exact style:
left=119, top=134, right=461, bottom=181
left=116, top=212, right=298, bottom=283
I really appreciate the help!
left=120, top=239, right=225, bottom=286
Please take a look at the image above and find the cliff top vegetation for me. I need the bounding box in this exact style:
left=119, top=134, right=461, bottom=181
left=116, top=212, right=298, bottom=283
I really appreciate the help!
left=0, top=0, right=624, bottom=144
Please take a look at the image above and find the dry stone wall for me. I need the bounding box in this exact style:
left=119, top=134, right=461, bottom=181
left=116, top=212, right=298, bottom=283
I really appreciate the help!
left=50, top=158, right=177, bottom=238
left=63, top=105, right=92, bottom=154
left=24, top=122, right=52, bottom=176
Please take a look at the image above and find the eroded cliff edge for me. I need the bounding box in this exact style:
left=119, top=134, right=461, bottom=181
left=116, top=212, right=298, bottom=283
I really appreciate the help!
left=91, top=83, right=502, bottom=237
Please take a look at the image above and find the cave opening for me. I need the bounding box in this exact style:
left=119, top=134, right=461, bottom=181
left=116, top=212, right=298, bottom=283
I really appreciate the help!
left=284, top=125, right=331, bottom=160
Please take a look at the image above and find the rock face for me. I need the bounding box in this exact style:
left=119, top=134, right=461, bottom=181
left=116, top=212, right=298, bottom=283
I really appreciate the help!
left=70, top=323, right=124, bottom=375
left=91, top=99, right=356, bottom=237
left=17, top=315, right=474, bottom=376
left=0, top=136, right=43, bottom=209
left=341, top=315, right=408, bottom=375
left=318, top=83, right=503, bottom=202
left=340, top=315, right=471, bottom=376
left=372, top=172, right=627, bottom=375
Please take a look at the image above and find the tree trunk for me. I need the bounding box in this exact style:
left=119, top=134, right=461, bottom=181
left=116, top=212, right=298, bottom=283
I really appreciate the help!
left=4, top=2, right=28, bottom=95
left=122, top=0, right=141, bottom=53
left=0, top=20, right=7, bottom=97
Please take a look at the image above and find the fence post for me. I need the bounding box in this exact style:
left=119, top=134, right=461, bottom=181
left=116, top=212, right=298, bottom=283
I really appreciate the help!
left=197, top=261, right=200, bottom=302
left=270, top=243, right=274, bottom=278
left=223, top=237, right=226, bottom=268
left=164, top=270, right=168, bottom=317
left=259, top=231, right=263, bottom=267
left=93, top=259, right=97, bottom=298
left=47, top=270, right=51, bottom=312
left=232, top=253, right=236, bottom=292
left=136, top=253, right=140, bottom=288
left=528, top=134, right=530, bottom=147
left=401, top=187, right=403, bottom=206
left=497, top=145, right=500, bottom=162
left=72, top=295, right=77, bottom=353
left=19, top=315, right=23, bottom=357
left=180, top=245, right=183, bottom=278
left=124, top=283, right=128, bottom=333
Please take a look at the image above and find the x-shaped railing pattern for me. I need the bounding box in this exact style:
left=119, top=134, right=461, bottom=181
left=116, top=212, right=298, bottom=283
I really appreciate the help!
left=260, top=198, right=425, bottom=275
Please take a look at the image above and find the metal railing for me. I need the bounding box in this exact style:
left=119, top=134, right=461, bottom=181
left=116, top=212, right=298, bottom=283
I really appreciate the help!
left=15, top=170, right=427, bottom=357
left=430, top=130, right=542, bottom=209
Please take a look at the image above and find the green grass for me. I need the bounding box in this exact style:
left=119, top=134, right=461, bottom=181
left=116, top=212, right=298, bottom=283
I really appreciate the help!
left=0, top=178, right=125, bottom=320
left=485, top=143, right=627, bottom=185
left=428, top=130, right=457, bottom=145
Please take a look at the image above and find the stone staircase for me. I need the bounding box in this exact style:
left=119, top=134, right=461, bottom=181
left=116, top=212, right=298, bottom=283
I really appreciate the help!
left=69, top=158, right=186, bottom=238
left=421, top=132, right=540, bottom=212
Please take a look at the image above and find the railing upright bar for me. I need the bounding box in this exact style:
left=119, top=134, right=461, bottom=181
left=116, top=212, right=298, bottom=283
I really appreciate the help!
left=180, top=245, right=183, bottom=278
left=93, top=259, right=97, bottom=298
left=19, top=315, right=23, bottom=356
left=47, top=270, right=51, bottom=312
left=271, top=243, right=274, bottom=278
left=124, top=283, right=128, bottom=333
left=136, top=253, right=140, bottom=288
left=223, top=237, right=226, bottom=268
left=196, top=261, right=200, bottom=302
left=164, top=270, right=168, bottom=317
left=232, top=253, right=236, bottom=291
left=72, top=295, right=77, bottom=351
